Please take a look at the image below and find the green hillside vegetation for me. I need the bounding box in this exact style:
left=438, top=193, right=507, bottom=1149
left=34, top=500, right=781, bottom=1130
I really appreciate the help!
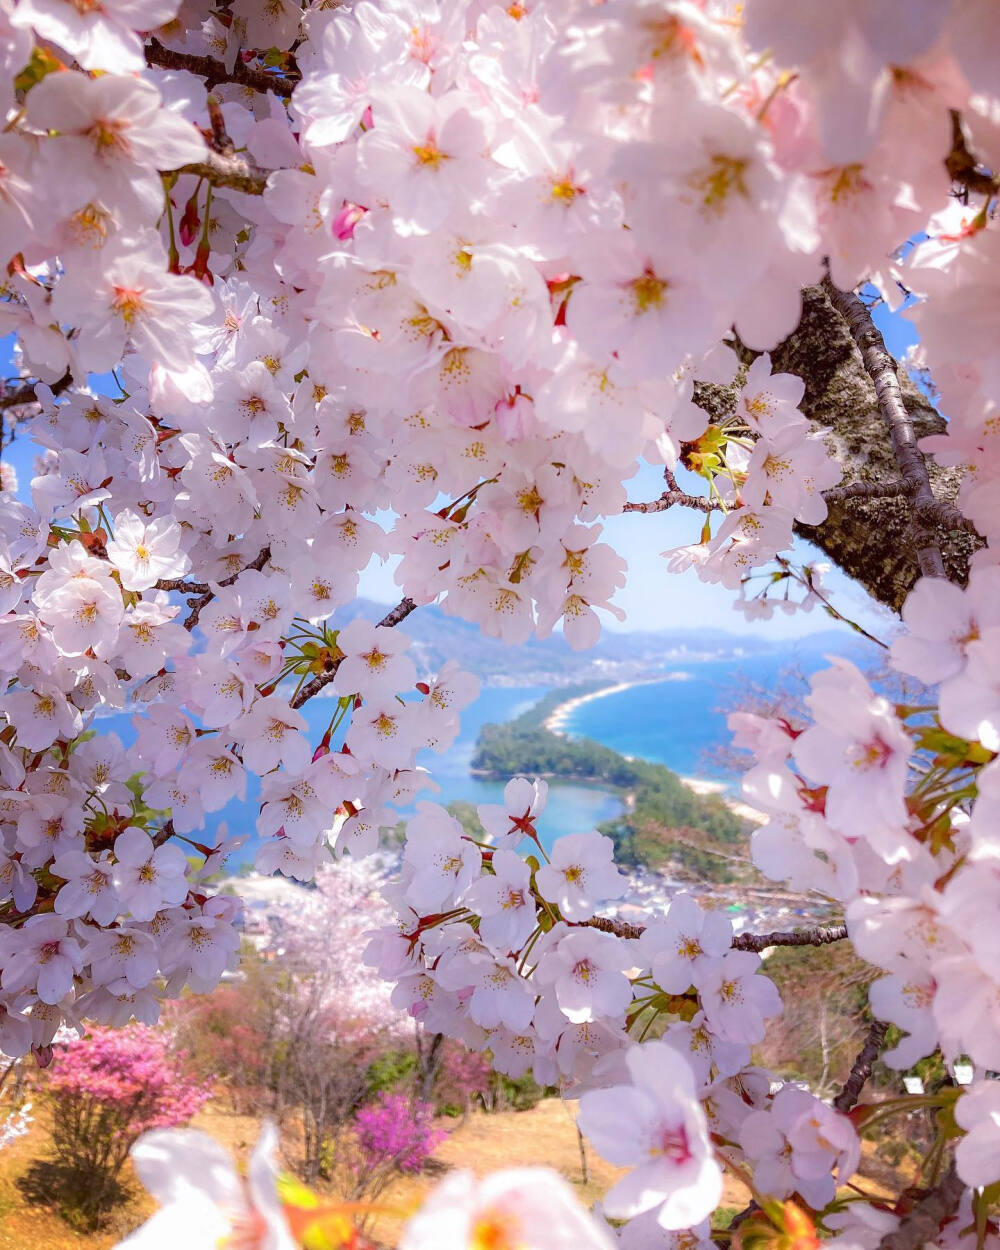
left=471, top=687, right=750, bottom=881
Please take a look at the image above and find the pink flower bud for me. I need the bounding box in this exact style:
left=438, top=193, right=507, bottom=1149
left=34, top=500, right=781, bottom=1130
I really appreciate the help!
left=332, top=201, right=367, bottom=240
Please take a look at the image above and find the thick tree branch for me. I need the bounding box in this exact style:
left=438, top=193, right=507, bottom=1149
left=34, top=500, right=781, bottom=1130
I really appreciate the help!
left=145, top=36, right=299, bottom=98
left=823, top=481, right=912, bottom=504
left=877, top=1165, right=965, bottom=1250
left=820, top=478, right=978, bottom=529
left=692, top=287, right=979, bottom=609
left=288, top=597, right=418, bottom=708
left=823, top=279, right=950, bottom=580
left=833, top=1018, right=889, bottom=1113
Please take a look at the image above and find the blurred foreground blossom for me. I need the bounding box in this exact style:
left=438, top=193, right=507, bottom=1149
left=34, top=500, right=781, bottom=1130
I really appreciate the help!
left=116, top=1123, right=614, bottom=1250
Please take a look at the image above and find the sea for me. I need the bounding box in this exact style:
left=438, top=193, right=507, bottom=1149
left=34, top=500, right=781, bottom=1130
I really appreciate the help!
left=95, top=650, right=831, bottom=864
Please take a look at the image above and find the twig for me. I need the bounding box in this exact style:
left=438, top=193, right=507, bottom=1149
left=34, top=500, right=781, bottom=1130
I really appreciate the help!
left=945, top=109, right=998, bottom=198
left=145, top=36, right=299, bottom=98
left=288, top=597, right=417, bottom=708
left=586, top=914, right=645, bottom=940
left=180, top=545, right=271, bottom=631
left=169, top=151, right=270, bottom=195
left=824, top=279, right=954, bottom=579
left=877, top=1164, right=965, bottom=1250
left=833, top=1018, right=888, bottom=1114
left=152, top=819, right=176, bottom=850
left=376, top=597, right=419, bottom=630
left=623, top=491, right=722, bottom=515
left=767, top=556, right=890, bottom=649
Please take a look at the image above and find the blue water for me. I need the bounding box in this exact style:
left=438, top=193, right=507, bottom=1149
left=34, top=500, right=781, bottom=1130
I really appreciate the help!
left=411, top=686, right=624, bottom=848
left=562, top=655, right=807, bottom=784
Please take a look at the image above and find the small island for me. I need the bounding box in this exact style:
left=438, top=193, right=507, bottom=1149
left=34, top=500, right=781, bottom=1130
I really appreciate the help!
left=471, top=686, right=754, bottom=883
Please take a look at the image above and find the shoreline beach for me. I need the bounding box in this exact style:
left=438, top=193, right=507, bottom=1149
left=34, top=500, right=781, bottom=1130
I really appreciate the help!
left=542, top=675, right=689, bottom=736
left=541, top=680, right=766, bottom=826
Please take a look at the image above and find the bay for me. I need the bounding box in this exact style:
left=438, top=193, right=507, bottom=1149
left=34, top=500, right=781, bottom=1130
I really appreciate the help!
left=411, top=686, right=624, bottom=850
left=558, top=655, right=802, bottom=785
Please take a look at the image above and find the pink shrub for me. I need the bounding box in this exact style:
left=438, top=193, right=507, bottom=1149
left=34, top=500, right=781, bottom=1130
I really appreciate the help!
left=353, top=1092, right=442, bottom=1176
left=44, top=1025, right=212, bottom=1226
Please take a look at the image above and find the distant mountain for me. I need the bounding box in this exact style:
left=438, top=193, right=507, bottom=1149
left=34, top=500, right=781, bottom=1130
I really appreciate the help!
left=335, top=600, right=874, bottom=687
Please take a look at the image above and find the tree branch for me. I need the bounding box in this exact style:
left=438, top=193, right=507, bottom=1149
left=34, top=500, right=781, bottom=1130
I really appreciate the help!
left=179, top=545, right=272, bottom=631
left=730, top=923, right=848, bottom=953
left=945, top=109, right=998, bottom=198
left=833, top=1018, right=889, bottom=1114
left=823, top=278, right=952, bottom=580
left=145, top=36, right=299, bottom=99
left=169, top=150, right=270, bottom=195
left=877, top=1164, right=965, bottom=1250
left=823, top=480, right=913, bottom=504
left=585, top=916, right=849, bottom=951
left=0, top=368, right=72, bottom=412
left=623, top=491, right=722, bottom=515
left=586, top=914, right=645, bottom=940
left=288, top=597, right=417, bottom=708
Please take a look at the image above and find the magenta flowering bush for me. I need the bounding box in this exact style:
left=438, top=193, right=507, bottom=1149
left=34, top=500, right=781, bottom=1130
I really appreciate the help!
left=44, top=1025, right=212, bottom=1226
left=354, top=1093, right=443, bottom=1177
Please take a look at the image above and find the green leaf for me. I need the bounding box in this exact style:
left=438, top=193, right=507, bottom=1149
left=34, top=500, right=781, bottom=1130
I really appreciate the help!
left=15, top=47, right=64, bottom=95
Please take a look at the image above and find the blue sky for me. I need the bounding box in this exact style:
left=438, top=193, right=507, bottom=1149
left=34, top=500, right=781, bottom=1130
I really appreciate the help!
left=1, top=301, right=916, bottom=642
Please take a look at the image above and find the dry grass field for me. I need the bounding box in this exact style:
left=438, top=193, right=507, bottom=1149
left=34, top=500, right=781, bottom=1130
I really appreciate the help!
left=0, top=1094, right=911, bottom=1249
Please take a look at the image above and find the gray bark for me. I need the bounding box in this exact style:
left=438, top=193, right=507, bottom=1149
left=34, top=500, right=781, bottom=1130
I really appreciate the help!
left=694, top=286, right=979, bottom=612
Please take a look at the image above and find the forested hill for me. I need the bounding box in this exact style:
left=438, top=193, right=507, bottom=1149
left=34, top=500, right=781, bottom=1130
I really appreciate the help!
left=471, top=689, right=752, bottom=883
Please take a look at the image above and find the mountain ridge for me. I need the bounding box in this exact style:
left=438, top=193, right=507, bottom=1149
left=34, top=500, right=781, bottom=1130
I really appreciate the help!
left=335, top=599, right=873, bottom=685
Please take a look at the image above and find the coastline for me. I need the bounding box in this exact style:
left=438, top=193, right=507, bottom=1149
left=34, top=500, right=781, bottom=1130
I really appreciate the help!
left=539, top=680, right=766, bottom=827
left=542, top=675, right=689, bottom=737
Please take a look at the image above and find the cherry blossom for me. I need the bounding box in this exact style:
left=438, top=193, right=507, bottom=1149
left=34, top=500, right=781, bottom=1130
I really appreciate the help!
left=577, top=1041, right=723, bottom=1231
left=534, top=831, right=626, bottom=922
left=117, top=1122, right=295, bottom=1250
left=401, top=1167, right=615, bottom=1250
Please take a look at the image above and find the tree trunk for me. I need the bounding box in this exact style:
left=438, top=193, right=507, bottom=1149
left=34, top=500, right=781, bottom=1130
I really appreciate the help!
left=415, top=1029, right=444, bottom=1103
left=694, top=285, right=979, bottom=611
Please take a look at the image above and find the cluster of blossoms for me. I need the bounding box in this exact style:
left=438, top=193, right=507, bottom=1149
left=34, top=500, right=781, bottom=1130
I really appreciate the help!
left=0, top=0, right=997, bottom=1245
left=46, top=1023, right=212, bottom=1134
left=728, top=564, right=1000, bottom=1210
left=353, top=1091, right=443, bottom=1176
left=266, top=853, right=412, bottom=1061
left=366, top=780, right=869, bottom=1238
left=666, top=353, right=841, bottom=598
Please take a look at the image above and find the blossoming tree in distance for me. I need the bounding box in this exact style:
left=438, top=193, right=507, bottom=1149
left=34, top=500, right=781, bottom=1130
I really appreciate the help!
left=0, top=0, right=999, bottom=1245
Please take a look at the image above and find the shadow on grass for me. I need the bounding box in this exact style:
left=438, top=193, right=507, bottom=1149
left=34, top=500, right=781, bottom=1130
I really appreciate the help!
left=15, top=1158, right=131, bottom=1232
